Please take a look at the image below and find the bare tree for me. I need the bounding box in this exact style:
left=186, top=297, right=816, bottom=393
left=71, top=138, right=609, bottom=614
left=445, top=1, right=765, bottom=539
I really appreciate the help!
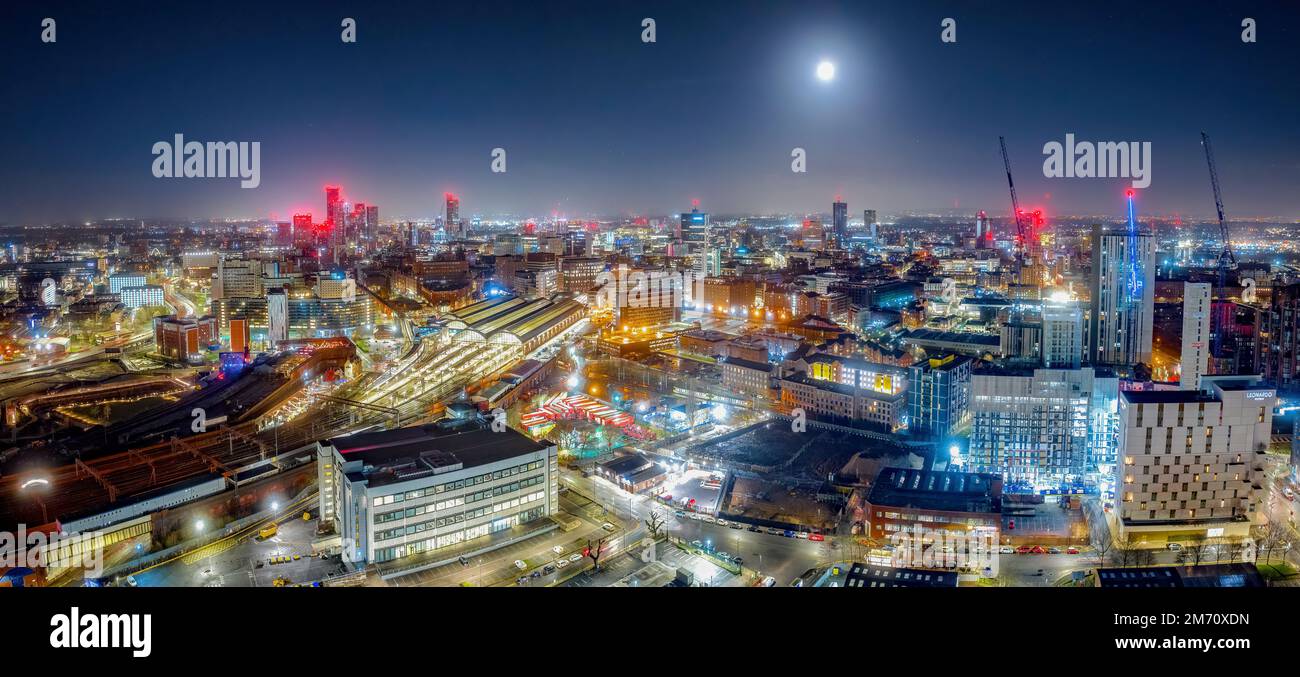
left=644, top=510, right=666, bottom=540
left=1184, top=535, right=1207, bottom=566
left=1258, top=516, right=1289, bottom=565
left=1092, top=535, right=1114, bottom=567
left=584, top=537, right=609, bottom=571
left=1115, top=544, right=1139, bottom=567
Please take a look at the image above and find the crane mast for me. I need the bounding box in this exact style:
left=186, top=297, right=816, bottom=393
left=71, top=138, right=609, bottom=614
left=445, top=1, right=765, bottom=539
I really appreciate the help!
left=1201, top=131, right=1236, bottom=362
left=999, top=136, right=1030, bottom=280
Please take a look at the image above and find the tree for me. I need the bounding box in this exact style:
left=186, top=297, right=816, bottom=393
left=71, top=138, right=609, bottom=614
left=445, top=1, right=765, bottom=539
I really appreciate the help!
left=1257, top=516, right=1289, bottom=565
left=1092, top=533, right=1115, bottom=567
left=644, top=510, right=666, bottom=540
left=584, top=537, right=609, bottom=571
left=1115, top=544, right=1139, bottom=567
left=1184, top=535, right=1207, bottom=566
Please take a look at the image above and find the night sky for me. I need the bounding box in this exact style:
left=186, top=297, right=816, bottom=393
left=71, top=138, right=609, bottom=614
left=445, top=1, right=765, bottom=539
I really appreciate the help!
left=1, top=0, right=1298, bottom=224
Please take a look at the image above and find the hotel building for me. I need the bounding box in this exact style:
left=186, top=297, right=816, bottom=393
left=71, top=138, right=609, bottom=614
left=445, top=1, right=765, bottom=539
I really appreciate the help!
left=1114, top=378, right=1274, bottom=547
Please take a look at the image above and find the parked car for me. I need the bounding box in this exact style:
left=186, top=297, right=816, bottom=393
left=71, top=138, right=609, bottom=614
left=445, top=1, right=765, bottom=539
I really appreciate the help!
left=716, top=519, right=729, bottom=527
left=1167, top=542, right=1183, bottom=551
left=808, top=533, right=825, bottom=542
left=728, top=523, right=743, bottom=530
left=782, top=530, right=796, bottom=538
left=747, top=526, right=761, bottom=533
left=732, top=556, right=744, bottom=565
left=555, top=559, right=569, bottom=569
left=717, top=551, right=730, bottom=561
left=1030, top=545, right=1047, bottom=554
left=796, top=532, right=809, bottom=540
left=999, top=546, right=1015, bottom=554
left=1066, top=547, right=1080, bottom=554
left=569, top=553, right=583, bottom=563
left=761, top=576, right=777, bottom=587
left=691, top=540, right=703, bottom=549
left=674, top=510, right=687, bottom=518
left=125, top=575, right=138, bottom=587
left=1048, top=547, right=1062, bottom=554
left=1015, top=545, right=1032, bottom=554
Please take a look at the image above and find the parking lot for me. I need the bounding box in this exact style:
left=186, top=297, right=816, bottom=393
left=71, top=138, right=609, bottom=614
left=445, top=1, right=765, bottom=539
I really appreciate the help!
left=1002, top=501, right=1086, bottom=542
left=137, top=513, right=345, bottom=588
left=659, top=469, right=724, bottom=514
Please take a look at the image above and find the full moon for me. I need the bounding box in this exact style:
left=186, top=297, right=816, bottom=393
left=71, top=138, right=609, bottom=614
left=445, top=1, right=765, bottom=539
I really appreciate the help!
left=816, top=60, right=835, bottom=82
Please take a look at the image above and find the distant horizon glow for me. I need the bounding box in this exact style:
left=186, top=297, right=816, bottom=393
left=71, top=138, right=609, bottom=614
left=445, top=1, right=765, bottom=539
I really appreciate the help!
left=0, top=3, right=1297, bottom=223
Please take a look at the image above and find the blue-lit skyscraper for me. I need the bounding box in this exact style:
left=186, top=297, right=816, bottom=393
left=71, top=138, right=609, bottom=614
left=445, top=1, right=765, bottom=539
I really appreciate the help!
left=1088, top=196, right=1154, bottom=367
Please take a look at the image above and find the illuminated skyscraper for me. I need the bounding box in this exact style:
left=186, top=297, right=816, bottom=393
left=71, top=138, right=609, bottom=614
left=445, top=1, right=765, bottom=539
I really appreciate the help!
left=1180, top=282, right=1211, bottom=390
left=292, top=213, right=313, bottom=247
left=366, top=204, right=379, bottom=242
left=445, top=193, right=461, bottom=238
left=1088, top=210, right=1154, bottom=368
left=681, top=207, right=709, bottom=249
left=325, top=186, right=342, bottom=229
left=266, top=287, right=288, bottom=345
left=832, top=198, right=847, bottom=246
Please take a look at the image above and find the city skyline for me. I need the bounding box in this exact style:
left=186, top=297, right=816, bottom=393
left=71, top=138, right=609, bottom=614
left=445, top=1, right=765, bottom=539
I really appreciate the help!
left=3, top=1, right=1300, bottom=224
left=7, top=4, right=1300, bottom=651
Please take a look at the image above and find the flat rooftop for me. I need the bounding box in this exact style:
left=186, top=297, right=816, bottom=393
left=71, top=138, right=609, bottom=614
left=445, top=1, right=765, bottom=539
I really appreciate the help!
left=867, top=467, right=1002, bottom=514
left=330, top=423, right=549, bottom=488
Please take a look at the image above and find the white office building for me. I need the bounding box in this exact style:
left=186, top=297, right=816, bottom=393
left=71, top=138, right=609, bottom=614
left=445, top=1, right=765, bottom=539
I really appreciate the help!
left=108, top=273, right=146, bottom=294
left=318, top=424, right=559, bottom=568
left=120, top=284, right=164, bottom=309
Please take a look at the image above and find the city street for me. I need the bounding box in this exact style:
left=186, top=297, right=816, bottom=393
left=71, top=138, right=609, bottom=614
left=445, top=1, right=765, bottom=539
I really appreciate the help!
left=566, top=472, right=832, bottom=585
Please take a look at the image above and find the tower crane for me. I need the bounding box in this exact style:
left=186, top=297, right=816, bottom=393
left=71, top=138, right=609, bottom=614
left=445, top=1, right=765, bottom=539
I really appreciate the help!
left=999, top=136, right=1031, bottom=281
left=1200, top=131, right=1236, bottom=360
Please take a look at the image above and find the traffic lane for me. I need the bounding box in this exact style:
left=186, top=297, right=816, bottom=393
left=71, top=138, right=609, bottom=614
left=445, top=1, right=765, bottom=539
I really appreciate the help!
left=395, top=516, right=617, bottom=587
left=997, top=552, right=1086, bottom=585
left=568, top=473, right=828, bottom=584
left=666, top=517, right=828, bottom=585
